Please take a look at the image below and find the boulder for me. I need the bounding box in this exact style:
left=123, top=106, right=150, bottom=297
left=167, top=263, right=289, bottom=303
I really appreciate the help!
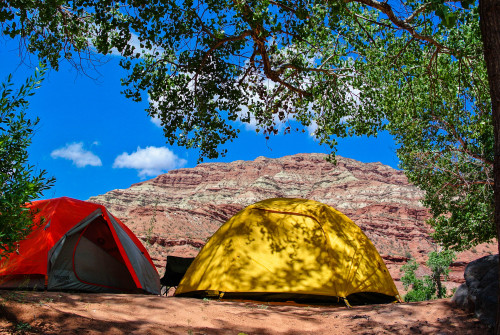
left=452, top=254, right=498, bottom=328
left=451, top=282, right=469, bottom=309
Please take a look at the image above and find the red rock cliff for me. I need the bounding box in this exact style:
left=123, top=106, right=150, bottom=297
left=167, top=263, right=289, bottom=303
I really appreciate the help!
left=88, top=153, right=496, bottom=292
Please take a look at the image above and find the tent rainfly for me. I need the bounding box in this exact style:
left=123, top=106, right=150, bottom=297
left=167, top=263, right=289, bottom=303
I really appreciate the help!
left=175, top=198, right=401, bottom=305
left=0, top=197, right=160, bottom=294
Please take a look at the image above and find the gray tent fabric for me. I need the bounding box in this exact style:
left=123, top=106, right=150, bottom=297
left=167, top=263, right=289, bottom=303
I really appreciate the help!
left=46, top=209, right=160, bottom=294
left=47, top=210, right=104, bottom=291
left=47, top=210, right=103, bottom=274
left=108, top=211, right=160, bottom=294
left=48, top=233, right=136, bottom=292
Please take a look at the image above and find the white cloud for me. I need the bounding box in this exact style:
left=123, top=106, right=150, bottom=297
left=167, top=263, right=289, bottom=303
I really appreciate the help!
left=147, top=95, right=163, bottom=127
left=110, top=32, right=162, bottom=57
left=236, top=81, right=362, bottom=140
left=113, top=146, right=187, bottom=178
left=51, top=142, right=102, bottom=168
left=306, top=120, right=318, bottom=137
left=150, top=115, right=162, bottom=127
left=233, top=47, right=366, bottom=140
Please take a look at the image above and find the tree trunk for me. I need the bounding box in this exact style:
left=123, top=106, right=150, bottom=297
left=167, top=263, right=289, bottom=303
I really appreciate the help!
left=435, top=271, right=443, bottom=299
left=479, top=1, right=500, bottom=334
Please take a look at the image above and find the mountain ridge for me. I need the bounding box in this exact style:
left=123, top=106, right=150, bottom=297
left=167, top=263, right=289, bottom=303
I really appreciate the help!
left=88, top=153, right=496, bottom=292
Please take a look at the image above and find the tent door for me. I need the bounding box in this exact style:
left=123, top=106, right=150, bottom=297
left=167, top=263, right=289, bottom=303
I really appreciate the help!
left=48, top=215, right=136, bottom=292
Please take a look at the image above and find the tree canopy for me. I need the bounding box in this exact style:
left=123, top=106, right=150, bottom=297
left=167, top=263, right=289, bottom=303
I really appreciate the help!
left=0, top=1, right=494, bottom=249
left=361, top=7, right=493, bottom=250
left=0, top=1, right=480, bottom=155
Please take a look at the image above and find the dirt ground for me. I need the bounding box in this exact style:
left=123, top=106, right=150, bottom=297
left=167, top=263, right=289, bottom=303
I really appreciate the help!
left=0, top=290, right=490, bottom=335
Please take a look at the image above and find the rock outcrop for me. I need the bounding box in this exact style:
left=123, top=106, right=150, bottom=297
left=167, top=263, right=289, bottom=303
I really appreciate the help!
left=88, top=153, right=496, bottom=292
left=452, top=254, right=499, bottom=328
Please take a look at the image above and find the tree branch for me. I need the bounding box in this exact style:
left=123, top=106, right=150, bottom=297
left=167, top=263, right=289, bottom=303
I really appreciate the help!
left=345, top=0, right=456, bottom=55
left=194, top=29, right=253, bottom=87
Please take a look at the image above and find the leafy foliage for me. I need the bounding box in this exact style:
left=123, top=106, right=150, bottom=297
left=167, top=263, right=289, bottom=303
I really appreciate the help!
left=1, top=1, right=481, bottom=158
left=400, top=259, right=435, bottom=302
left=0, top=1, right=494, bottom=249
left=0, top=65, right=55, bottom=259
left=401, top=250, right=456, bottom=302
left=0, top=0, right=136, bottom=71
left=358, top=7, right=493, bottom=250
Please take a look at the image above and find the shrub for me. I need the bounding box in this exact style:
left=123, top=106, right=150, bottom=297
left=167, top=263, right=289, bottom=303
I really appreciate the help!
left=400, top=249, right=456, bottom=302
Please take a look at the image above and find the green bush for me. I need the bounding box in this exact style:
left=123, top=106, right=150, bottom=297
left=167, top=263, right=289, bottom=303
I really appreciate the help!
left=0, top=65, right=55, bottom=259
left=400, top=250, right=456, bottom=302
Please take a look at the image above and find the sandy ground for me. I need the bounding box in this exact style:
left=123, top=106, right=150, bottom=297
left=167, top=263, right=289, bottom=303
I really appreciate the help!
left=0, top=290, right=490, bottom=335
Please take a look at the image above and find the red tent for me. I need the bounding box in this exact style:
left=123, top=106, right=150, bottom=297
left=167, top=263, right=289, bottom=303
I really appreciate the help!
left=0, top=197, right=160, bottom=294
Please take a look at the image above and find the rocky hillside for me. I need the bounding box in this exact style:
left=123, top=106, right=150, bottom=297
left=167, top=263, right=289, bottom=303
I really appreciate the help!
left=88, top=153, right=496, bottom=292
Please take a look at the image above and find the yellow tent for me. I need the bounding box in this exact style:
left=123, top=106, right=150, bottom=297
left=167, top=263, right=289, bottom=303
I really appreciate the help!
left=175, top=198, right=401, bottom=304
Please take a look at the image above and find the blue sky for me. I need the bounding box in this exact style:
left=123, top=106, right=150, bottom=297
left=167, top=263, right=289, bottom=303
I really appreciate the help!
left=1, top=37, right=400, bottom=201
